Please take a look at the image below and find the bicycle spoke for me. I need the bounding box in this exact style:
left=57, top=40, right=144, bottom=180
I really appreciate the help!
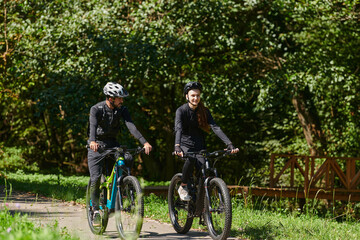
left=86, top=178, right=109, bottom=235
left=168, top=173, right=193, bottom=234
left=205, top=178, right=232, bottom=240
left=115, top=176, right=143, bottom=240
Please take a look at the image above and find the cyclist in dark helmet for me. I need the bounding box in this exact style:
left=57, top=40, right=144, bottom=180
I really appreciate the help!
left=87, top=82, right=152, bottom=225
left=174, top=81, right=239, bottom=201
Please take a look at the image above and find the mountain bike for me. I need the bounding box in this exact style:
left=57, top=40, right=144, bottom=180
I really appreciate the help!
left=168, top=150, right=233, bottom=240
left=85, top=145, right=144, bottom=240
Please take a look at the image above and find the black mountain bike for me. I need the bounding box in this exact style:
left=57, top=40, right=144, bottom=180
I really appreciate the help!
left=168, top=150, right=233, bottom=240
left=86, top=145, right=144, bottom=239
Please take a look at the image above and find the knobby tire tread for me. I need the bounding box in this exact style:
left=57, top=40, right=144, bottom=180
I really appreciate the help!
left=204, top=177, right=232, bottom=240
left=115, top=175, right=144, bottom=240
left=168, top=173, right=193, bottom=234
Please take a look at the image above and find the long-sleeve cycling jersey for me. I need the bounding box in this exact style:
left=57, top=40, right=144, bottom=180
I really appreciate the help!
left=174, top=103, right=232, bottom=150
left=88, top=101, right=147, bottom=145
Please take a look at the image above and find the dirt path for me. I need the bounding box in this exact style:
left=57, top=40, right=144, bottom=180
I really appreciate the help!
left=0, top=189, right=237, bottom=240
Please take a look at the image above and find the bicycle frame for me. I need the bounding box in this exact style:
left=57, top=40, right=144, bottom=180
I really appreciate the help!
left=169, top=149, right=234, bottom=240
left=185, top=151, right=225, bottom=217
left=99, top=157, right=125, bottom=210
left=93, top=146, right=140, bottom=212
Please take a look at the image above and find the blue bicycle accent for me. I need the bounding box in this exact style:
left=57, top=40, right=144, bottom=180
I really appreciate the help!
left=86, top=146, right=144, bottom=239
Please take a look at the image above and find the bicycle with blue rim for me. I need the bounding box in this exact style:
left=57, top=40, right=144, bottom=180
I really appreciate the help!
left=85, top=145, right=144, bottom=239
left=168, top=149, right=233, bottom=240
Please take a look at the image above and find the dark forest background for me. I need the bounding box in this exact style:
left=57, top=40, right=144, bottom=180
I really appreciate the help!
left=1, top=0, right=359, bottom=185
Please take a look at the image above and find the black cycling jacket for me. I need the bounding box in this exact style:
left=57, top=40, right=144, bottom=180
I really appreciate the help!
left=88, top=101, right=147, bottom=145
left=174, top=103, right=232, bottom=150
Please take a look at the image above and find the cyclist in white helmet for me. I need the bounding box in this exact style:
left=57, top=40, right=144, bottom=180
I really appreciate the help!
left=87, top=82, right=152, bottom=226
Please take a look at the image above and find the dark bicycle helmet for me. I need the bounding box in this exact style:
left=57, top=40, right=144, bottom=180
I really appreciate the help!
left=103, top=82, right=129, bottom=98
left=183, top=81, right=202, bottom=96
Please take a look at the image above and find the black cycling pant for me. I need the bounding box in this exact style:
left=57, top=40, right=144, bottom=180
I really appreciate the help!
left=87, top=140, right=118, bottom=210
left=181, top=154, right=205, bottom=184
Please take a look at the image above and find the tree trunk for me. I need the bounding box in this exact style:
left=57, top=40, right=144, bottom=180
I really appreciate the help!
left=291, top=85, right=327, bottom=156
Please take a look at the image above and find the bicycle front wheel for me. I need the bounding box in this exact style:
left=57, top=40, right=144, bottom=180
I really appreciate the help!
left=168, top=173, right=193, bottom=234
left=86, top=175, right=109, bottom=235
left=115, top=176, right=144, bottom=240
left=204, top=177, right=232, bottom=240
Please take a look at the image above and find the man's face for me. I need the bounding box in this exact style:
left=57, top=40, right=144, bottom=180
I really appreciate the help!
left=186, top=89, right=201, bottom=107
left=112, top=97, right=124, bottom=108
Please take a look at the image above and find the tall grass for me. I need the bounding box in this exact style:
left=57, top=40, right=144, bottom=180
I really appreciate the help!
left=0, top=171, right=89, bottom=203
left=0, top=207, right=79, bottom=240
left=0, top=179, right=79, bottom=240
left=0, top=171, right=169, bottom=203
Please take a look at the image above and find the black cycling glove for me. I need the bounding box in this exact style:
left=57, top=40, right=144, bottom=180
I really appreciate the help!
left=174, top=145, right=182, bottom=153
left=227, top=144, right=235, bottom=151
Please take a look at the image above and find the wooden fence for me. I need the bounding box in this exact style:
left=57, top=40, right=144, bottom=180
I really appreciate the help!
left=145, top=154, right=360, bottom=202
left=230, top=154, right=360, bottom=201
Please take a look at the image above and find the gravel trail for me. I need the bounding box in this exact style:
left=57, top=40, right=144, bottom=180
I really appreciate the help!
left=0, top=189, right=233, bottom=239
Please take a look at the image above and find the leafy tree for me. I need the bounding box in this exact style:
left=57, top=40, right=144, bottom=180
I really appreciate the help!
left=1, top=0, right=359, bottom=185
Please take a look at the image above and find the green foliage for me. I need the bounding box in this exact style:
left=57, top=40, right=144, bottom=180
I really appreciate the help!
left=144, top=193, right=360, bottom=239
left=0, top=146, right=39, bottom=172
left=139, top=178, right=170, bottom=187
left=0, top=172, right=168, bottom=203
left=1, top=0, right=359, bottom=185
left=0, top=171, right=89, bottom=202
left=144, top=194, right=169, bottom=221
left=0, top=208, right=78, bottom=240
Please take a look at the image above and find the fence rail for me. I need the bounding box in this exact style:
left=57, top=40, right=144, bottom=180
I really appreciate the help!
left=267, top=154, right=360, bottom=201
left=145, top=154, right=360, bottom=202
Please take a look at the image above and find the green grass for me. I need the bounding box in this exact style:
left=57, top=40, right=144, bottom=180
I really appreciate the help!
left=143, top=194, right=360, bottom=239
left=0, top=207, right=79, bottom=240
left=3, top=172, right=360, bottom=239
left=231, top=202, right=360, bottom=239
left=0, top=171, right=168, bottom=204
left=0, top=171, right=89, bottom=203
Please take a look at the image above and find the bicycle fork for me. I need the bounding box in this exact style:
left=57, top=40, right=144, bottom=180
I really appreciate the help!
left=116, top=165, right=132, bottom=211
left=204, top=168, right=220, bottom=214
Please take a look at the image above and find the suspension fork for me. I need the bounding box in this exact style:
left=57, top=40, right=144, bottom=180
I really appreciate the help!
left=116, top=166, right=132, bottom=210
left=204, top=176, right=214, bottom=210
left=204, top=165, right=219, bottom=212
left=117, top=173, right=126, bottom=210
left=124, top=167, right=136, bottom=204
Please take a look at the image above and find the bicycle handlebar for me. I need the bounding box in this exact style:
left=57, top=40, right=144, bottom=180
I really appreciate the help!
left=172, top=149, right=234, bottom=158
left=86, top=145, right=144, bottom=155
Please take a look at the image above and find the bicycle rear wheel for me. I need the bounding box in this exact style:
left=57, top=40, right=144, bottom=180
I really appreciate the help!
left=86, top=175, right=109, bottom=235
left=204, top=177, right=232, bottom=240
left=168, top=173, right=193, bottom=234
left=115, top=175, right=144, bottom=240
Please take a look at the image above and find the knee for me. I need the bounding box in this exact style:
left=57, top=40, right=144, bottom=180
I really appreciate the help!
left=186, top=157, right=196, bottom=165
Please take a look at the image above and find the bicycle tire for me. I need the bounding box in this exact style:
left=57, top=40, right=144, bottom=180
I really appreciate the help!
left=168, top=173, right=193, bottom=234
left=115, top=175, right=144, bottom=240
left=204, top=177, right=232, bottom=240
left=85, top=175, right=109, bottom=235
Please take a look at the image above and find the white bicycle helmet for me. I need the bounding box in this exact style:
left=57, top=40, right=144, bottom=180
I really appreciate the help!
left=103, top=82, right=129, bottom=98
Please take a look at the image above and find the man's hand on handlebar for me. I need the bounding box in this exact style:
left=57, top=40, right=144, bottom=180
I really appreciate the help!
left=174, top=145, right=183, bottom=157
left=143, top=142, right=152, bottom=155
left=90, top=141, right=99, bottom=152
